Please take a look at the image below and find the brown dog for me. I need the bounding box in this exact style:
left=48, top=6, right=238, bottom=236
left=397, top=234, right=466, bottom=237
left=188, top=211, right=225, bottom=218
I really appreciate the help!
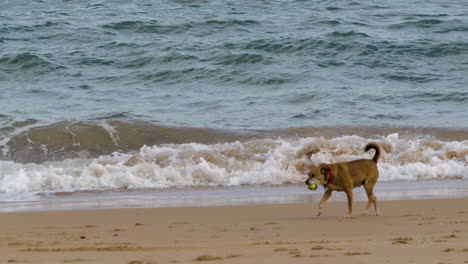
left=305, top=142, right=381, bottom=218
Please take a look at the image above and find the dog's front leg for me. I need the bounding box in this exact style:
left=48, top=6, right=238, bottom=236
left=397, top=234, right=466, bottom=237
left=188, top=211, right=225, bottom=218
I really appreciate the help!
left=344, top=188, right=353, bottom=218
left=317, top=189, right=333, bottom=216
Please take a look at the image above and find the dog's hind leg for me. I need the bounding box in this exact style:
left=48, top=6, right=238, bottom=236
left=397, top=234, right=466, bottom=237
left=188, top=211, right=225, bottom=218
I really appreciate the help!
left=344, top=188, right=353, bottom=218
left=363, top=182, right=379, bottom=216
left=316, top=189, right=333, bottom=216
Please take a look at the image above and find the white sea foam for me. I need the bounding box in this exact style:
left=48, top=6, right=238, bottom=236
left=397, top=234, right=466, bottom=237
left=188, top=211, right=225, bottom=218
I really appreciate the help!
left=99, top=121, right=121, bottom=148
left=0, top=134, right=466, bottom=194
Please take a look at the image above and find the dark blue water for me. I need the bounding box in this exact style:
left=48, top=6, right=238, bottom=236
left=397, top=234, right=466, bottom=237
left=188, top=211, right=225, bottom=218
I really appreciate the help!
left=1, top=0, right=467, bottom=130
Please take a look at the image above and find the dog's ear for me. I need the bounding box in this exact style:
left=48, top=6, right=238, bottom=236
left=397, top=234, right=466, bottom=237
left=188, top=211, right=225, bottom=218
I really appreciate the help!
left=320, top=167, right=329, bottom=175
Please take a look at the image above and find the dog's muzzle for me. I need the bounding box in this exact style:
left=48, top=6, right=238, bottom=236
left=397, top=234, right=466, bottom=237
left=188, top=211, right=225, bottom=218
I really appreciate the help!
left=305, top=179, right=320, bottom=185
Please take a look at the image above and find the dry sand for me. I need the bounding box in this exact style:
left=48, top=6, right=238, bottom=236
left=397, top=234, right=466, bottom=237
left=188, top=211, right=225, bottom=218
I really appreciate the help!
left=1, top=198, right=468, bottom=264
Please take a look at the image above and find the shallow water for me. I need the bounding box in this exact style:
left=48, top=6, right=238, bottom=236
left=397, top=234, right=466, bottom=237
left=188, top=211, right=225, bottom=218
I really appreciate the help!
left=1, top=180, right=467, bottom=213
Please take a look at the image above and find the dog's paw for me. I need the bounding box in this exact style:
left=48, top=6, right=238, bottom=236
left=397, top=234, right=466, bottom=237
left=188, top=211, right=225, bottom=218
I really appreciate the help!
left=316, top=212, right=322, bottom=217
left=344, top=214, right=352, bottom=218
left=362, top=212, right=380, bottom=217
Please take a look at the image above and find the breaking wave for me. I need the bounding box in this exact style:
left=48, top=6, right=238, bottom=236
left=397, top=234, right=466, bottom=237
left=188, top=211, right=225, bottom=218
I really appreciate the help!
left=0, top=128, right=466, bottom=194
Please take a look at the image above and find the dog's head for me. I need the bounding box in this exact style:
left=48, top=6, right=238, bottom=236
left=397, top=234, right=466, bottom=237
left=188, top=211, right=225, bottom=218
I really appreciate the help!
left=305, top=165, right=331, bottom=186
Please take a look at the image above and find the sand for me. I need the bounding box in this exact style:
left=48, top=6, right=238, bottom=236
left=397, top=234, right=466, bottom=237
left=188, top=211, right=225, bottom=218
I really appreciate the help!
left=1, top=198, right=468, bottom=264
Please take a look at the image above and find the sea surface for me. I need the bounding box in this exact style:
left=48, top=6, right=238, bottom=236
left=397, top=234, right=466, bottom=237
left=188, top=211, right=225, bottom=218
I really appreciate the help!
left=0, top=0, right=467, bottom=210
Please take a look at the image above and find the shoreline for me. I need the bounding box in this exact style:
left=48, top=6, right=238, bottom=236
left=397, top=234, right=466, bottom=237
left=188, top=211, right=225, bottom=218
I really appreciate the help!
left=2, top=198, right=468, bottom=264
left=1, top=179, right=468, bottom=213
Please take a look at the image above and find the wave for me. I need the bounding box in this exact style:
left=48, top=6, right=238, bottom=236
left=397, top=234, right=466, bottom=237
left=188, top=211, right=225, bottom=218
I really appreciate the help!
left=115, top=53, right=200, bottom=69
left=388, top=19, right=445, bottom=29
left=0, top=53, right=65, bottom=73
left=102, top=19, right=259, bottom=34
left=380, top=72, right=441, bottom=83
left=1, top=121, right=233, bottom=163
left=0, top=21, right=71, bottom=34
left=412, top=92, right=468, bottom=103
left=225, top=37, right=467, bottom=64
left=2, top=121, right=467, bottom=164
left=327, top=31, right=370, bottom=38
left=0, top=121, right=467, bottom=194
left=213, top=53, right=271, bottom=65
left=0, top=132, right=466, bottom=194
left=388, top=18, right=468, bottom=34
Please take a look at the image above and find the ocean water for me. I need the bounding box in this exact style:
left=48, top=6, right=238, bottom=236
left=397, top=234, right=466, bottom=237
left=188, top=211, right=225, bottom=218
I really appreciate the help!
left=0, top=0, right=467, bottom=206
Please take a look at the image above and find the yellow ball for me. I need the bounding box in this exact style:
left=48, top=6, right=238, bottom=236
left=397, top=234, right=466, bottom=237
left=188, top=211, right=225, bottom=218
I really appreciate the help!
left=308, top=183, right=317, bottom=190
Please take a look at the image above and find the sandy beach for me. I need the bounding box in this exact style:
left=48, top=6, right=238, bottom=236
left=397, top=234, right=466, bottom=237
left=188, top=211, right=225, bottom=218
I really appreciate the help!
left=1, top=198, right=468, bottom=264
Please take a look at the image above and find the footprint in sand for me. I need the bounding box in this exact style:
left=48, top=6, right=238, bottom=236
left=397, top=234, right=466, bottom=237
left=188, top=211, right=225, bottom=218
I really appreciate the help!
left=63, top=259, right=89, bottom=263
left=442, top=248, right=468, bottom=253
left=434, top=234, right=457, bottom=243
left=128, top=259, right=157, bottom=264
left=193, top=254, right=241, bottom=262
left=344, top=252, right=371, bottom=256
left=441, top=234, right=457, bottom=239
left=417, top=222, right=434, bottom=226
left=273, top=248, right=303, bottom=258
left=392, top=237, right=414, bottom=244
left=275, top=248, right=333, bottom=259
left=311, top=246, right=325, bottom=250
left=193, top=255, right=223, bottom=262
left=273, top=248, right=290, bottom=252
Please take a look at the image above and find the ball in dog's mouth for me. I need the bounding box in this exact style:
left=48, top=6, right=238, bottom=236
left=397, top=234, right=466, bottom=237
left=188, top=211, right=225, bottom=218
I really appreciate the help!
left=308, top=183, right=317, bottom=190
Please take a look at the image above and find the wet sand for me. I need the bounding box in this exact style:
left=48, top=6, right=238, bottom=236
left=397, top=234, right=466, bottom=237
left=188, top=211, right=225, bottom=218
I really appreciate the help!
left=2, top=198, right=468, bottom=264
left=3, top=180, right=468, bottom=213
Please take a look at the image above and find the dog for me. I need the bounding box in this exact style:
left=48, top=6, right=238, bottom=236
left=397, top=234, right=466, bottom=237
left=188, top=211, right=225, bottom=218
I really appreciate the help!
left=305, top=142, right=381, bottom=218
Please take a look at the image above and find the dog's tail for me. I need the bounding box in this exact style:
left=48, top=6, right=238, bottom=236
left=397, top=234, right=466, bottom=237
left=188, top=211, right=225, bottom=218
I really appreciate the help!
left=365, top=142, right=381, bottom=163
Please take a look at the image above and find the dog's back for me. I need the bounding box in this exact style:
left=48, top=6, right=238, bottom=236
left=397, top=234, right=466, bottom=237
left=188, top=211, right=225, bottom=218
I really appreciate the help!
left=334, top=142, right=381, bottom=188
